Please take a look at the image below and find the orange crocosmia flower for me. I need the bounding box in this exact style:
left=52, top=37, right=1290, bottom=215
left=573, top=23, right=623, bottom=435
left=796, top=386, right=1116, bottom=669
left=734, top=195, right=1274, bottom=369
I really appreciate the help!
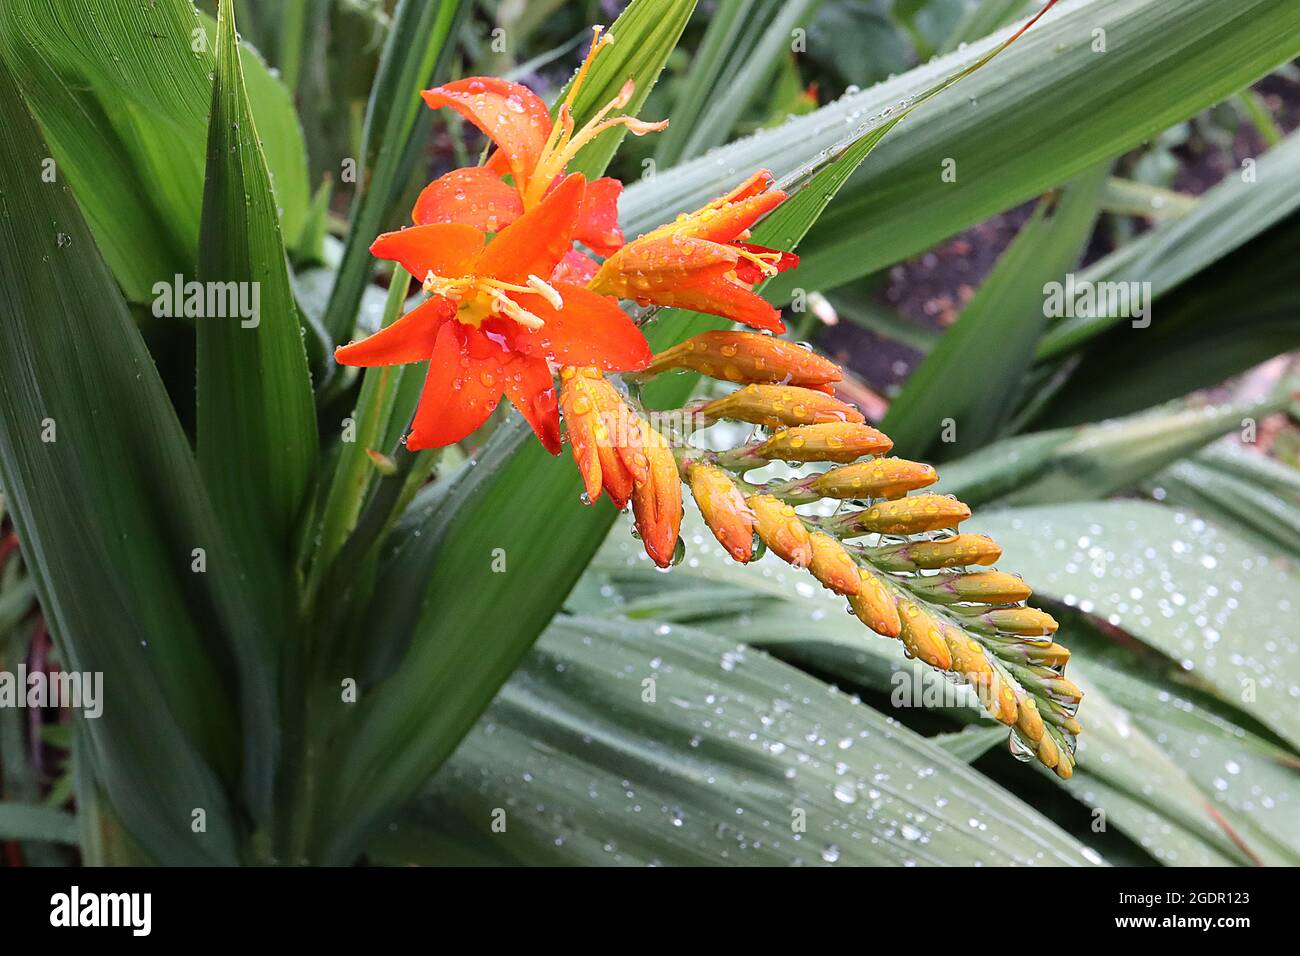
left=335, top=174, right=651, bottom=453
left=414, top=27, right=665, bottom=260
left=588, top=169, right=799, bottom=333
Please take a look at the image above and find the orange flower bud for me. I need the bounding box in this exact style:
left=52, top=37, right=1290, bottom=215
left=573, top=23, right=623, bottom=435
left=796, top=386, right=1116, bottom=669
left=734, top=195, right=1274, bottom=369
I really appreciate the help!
left=560, top=365, right=646, bottom=508
left=1015, top=696, right=1046, bottom=744
left=697, top=385, right=864, bottom=429
left=979, top=607, right=1059, bottom=637
left=909, top=571, right=1032, bottom=605
left=686, top=462, right=755, bottom=562
left=895, top=599, right=953, bottom=670
left=640, top=331, right=841, bottom=391
left=848, top=569, right=901, bottom=637
left=1043, top=676, right=1084, bottom=707
left=1024, top=642, right=1071, bottom=667
left=938, top=624, right=1015, bottom=724
left=808, top=458, right=937, bottom=500
left=722, top=422, right=892, bottom=468
left=867, top=534, right=1002, bottom=571
left=807, top=532, right=862, bottom=596
left=1036, top=731, right=1061, bottom=770
left=829, top=494, right=971, bottom=537
left=746, top=494, right=812, bottom=568
left=630, top=424, right=682, bottom=568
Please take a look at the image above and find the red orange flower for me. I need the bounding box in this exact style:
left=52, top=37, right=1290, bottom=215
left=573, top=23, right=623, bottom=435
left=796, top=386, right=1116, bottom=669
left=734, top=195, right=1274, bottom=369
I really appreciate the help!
left=589, top=169, right=799, bottom=332
left=335, top=175, right=650, bottom=452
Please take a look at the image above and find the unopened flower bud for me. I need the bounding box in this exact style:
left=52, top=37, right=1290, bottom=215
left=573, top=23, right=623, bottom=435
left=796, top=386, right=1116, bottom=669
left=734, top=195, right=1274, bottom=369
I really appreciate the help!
left=560, top=366, right=646, bottom=508
left=848, top=569, right=901, bottom=637
left=866, top=534, right=1002, bottom=571
left=828, top=494, right=971, bottom=537
left=908, top=571, right=1032, bottom=605
left=977, top=607, right=1059, bottom=637
left=685, top=462, right=755, bottom=562
left=630, top=424, right=682, bottom=568
left=697, top=384, right=864, bottom=429
left=807, top=532, right=862, bottom=596
left=895, top=599, right=953, bottom=670
left=807, top=457, right=937, bottom=500
left=747, top=494, right=812, bottom=568
left=639, top=331, right=842, bottom=391
left=722, top=422, right=892, bottom=469
left=1015, top=695, right=1046, bottom=744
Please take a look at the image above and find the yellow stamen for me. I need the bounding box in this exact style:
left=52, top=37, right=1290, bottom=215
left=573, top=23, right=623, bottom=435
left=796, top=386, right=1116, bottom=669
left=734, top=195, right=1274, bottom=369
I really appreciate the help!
left=527, top=274, right=564, bottom=309
left=422, top=273, right=549, bottom=331
left=522, top=28, right=667, bottom=209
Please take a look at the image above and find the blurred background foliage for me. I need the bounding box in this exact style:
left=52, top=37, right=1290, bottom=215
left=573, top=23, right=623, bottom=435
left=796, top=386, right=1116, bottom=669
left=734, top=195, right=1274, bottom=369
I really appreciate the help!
left=0, top=0, right=1297, bottom=866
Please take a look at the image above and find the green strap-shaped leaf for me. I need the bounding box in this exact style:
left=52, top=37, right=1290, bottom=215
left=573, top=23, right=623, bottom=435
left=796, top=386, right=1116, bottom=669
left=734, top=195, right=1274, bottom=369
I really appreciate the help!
left=198, top=0, right=318, bottom=593
left=320, top=0, right=466, bottom=343
left=0, top=59, right=273, bottom=865
left=0, top=0, right=310, bottom=303
left=380, top=616, right=1099, bottom=866
left=0, top=803, right=78, bottom=846
left=880, top=164, right=1109, bottom=459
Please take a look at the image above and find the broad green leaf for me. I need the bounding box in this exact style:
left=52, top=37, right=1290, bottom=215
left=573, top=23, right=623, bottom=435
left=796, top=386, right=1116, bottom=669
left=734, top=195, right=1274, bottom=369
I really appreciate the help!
left=939, top=0, right=1032, bottom=54
left=592, top=510, right=1284, bottom=865
left=320, top=0, right=466, bottom=343
left=0, top=0, right=310, bottom=303
left=932, top=726, right=1008, bottom=763
left=1148, top=453, right=1300, bottom=561
left=198, top=0, right=318, bottom=598
left=934, top=397, right=1286, bottom=507
left=386, top=616, right=1101, bottom=866
left=652, top=0, right=752, bottom=167
left=881, top=164, right=1108, bottom=459
left=0, top=803, right=78, bottom=845
left=968, top=501, right=1300, bottom=750
left=0, top=61, right=269, bottom=865
left=1069, top=659, right=1300, bottom=865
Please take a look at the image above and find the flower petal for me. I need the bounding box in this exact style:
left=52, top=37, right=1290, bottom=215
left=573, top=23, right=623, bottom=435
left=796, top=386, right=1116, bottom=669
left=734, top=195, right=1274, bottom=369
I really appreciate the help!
left=475, top=173, right=586, bottom=284
left=370, top=223, right=486, bottom=281
left=591, top=235, right=737, bottom=298
left=421, top=78, right=552, bottom=193
left=658, top=275, right=786, bottom=333
left=681, top=189, right=786, bottom=244
left=407, top=323, right=502, bottom=451
left=574, top=176, right=624, bottom=256
left=551, top=249, right=599, bottom=285
left=335, top=296, right=453, bottom=367
left=412, top=167, right=523, bottom=233
left=721, top=169, right=777, bottom=204
left=502, top=354, right=561, bottom=455
left=504, top=284, right=651, bottom=371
